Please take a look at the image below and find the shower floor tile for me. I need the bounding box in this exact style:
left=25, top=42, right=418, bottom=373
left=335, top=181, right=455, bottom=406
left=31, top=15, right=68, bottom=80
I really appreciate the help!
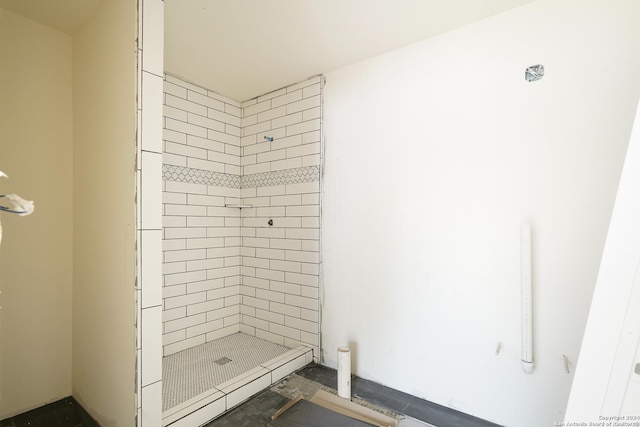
left=162, top=332, right=313, bottom=426
left=162, top=333, right=291, bottom=411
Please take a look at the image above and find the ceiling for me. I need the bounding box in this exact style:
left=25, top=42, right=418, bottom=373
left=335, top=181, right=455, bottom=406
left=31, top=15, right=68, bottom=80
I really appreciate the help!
left=2, top=0, right=535, bottom=102
left=0, top=0, right=103, bottom=34
left=165, top=0, right=535, bottom=101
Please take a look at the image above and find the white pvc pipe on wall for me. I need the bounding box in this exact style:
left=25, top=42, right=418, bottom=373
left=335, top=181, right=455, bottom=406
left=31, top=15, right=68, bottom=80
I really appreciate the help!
left=521, top=225, right=534, bottom=374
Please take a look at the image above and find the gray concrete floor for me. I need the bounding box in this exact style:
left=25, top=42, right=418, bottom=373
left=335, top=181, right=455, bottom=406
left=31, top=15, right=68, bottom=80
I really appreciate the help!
left=205, top=363, right=500, bottom=427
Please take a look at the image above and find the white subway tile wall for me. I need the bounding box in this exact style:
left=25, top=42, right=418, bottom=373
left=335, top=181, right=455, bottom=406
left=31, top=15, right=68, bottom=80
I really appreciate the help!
left=162, top=75, right=243, bottom=356
left=239, top=77, right=321, bottom=357
left=162, top=75, right=322, bottom=358
left=138, top=0, right=165, bottom=425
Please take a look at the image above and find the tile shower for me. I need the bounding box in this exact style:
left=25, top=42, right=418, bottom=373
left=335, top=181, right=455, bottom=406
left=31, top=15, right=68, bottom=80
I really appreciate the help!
left=141, top=71, right=323, bottom=427
left=161, top=74, right=322, bottom=358
left=136, top=2, right=322, bottom=424
left=159, top=74, right=322, bottom=424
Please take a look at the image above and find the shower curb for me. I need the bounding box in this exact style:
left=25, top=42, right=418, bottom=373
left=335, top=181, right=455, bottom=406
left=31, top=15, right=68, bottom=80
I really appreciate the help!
left=163, top=346, right=313, bottom=426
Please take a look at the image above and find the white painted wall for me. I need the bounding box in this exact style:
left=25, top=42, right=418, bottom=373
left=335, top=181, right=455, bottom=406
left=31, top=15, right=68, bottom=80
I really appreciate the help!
left=320, top=1, right=640, bottom=426
left=565, top=99, right=640, bottom=421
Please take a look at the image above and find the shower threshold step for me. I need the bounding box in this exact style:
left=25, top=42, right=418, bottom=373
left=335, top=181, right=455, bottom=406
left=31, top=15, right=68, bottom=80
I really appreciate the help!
left=162, top=344, right=313, bottom=426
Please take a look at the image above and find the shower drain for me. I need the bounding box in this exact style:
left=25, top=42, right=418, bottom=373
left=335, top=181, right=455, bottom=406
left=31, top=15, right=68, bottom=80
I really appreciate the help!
left=214, top=357, right=232, bottom=366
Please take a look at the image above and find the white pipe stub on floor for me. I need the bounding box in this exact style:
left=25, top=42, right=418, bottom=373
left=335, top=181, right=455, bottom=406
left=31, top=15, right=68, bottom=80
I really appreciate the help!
left=337, top=347, right=351, bottom=400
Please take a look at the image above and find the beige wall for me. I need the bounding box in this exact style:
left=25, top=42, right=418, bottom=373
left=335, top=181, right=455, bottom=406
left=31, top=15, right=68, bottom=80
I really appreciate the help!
left=0, top=8, right=73, bottom=419
left=71, top=0, right=137, bottom=425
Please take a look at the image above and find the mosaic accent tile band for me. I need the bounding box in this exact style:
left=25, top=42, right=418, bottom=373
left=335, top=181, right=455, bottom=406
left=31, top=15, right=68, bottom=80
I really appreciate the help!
left=163, top=164, right=241, bottom=188
left=243, top=166, right=320, bottom=188
left=163, top=164, right=320, bottom=189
